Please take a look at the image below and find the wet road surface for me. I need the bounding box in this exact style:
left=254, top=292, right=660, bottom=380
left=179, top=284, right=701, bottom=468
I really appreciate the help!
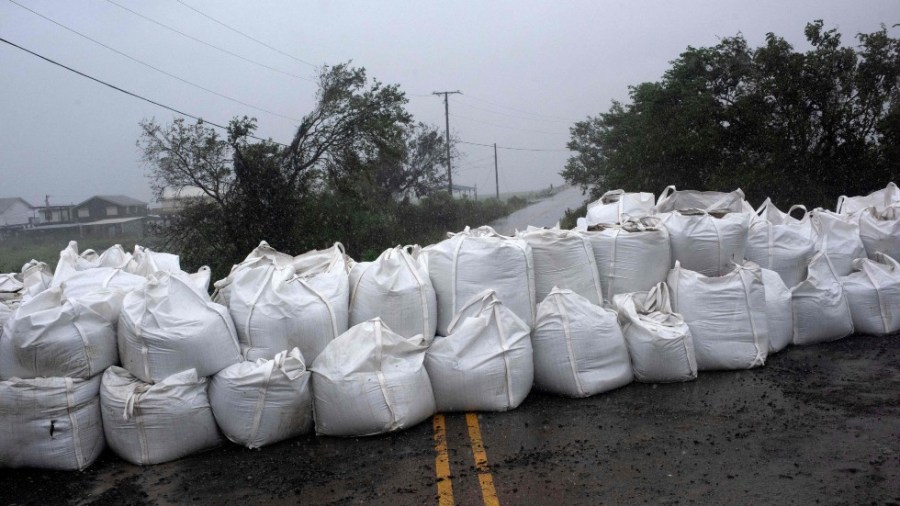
left=2, top=334, right=898, bottom=505
left=490, top=186, right=587, bottom=235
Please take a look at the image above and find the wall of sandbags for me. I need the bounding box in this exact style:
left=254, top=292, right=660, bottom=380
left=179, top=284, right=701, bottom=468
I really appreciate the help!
left=0, top=182, right=898, bottom=470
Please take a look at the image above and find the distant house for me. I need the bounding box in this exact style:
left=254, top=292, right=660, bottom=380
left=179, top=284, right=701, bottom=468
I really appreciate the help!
left=36, top=205, right=74, bottom=224
left=72, top=195, right=148, bottom=223
left=0, top=197, right=36, bottom=228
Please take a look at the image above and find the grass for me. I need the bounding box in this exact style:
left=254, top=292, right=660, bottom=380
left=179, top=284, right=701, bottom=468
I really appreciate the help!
left=0, top=236, right=157, bottom=273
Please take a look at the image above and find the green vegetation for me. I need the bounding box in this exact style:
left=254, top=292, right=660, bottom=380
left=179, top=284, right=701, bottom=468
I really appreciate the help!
left=0, top=235, right=161, bottom=273
left=562, top=21, right=900, bottom=210
left=139, top=62, right=525, bottom=280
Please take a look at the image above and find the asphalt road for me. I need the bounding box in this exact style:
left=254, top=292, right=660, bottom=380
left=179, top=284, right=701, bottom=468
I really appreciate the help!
left=2, top=333, right=898, bottom=506
left=490, top=186, right=586, bottom=235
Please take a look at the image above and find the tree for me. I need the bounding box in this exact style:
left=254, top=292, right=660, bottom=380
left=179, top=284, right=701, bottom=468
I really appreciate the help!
left=562, top=21, right=900, bottom=209
left=140, top=62, right=456, bottom=275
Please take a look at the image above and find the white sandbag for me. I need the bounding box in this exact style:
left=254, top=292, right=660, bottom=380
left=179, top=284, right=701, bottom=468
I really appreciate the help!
left=50, top=241, right=99, bottom=287
left=842, top=253, right=900, bottom=335
left=0, top=375, right=104, bottom=471
left=425, top=226, right=535, bottom=335
left=100, top=367, right=220, bottom=465
left=836, top=182, right=899, bottom=215
left=791, top=252, right=854, bottom=346
left=859, top=206, right=900, bottom=262
left=585, top=189, right=655, bottom=224
left=125, top=245, right=180, bottom=277
left=57, top=267, right=147, bottom=301
left=119, top=270, right=241, bottom=383
left=209, top=348, right=313, bottom=449
left=810, top=209, right=867, bottom=276
left=660, top=210, right=751, bottom=277
left=668, top=261, right=769, bottom=370
left=426, top=290, right=532, bottom=411
left=0, top=301, right=10, bottom=328
left=0, top=287, right=119, bottom=379
left=96, top=244, right=131, bottom=269
left=0, top=273, right=23, bottom=293
left=532, top=288, right=632, bottom=397
left=581, top=217, right=671, bottom=301
left=213, top=241, right=349, bottom=363
left=760, top=268, right=793, bottom=354
left=349, top=246, right=437, bottom=339
left=311, top=318, right=434, bottom=436
left=612, top=283, right=697, bottom=383
left=517, top=226, right=603, bottom=306
left=746, top=200, right=817, bottom=288
left=655, top=186, right=747, bottom=213
left=20, top=260, right=53, bottom=299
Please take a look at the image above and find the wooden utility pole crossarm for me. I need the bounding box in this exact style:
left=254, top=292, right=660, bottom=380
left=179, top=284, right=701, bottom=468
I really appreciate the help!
left=432, top=90, right=461, bottom=196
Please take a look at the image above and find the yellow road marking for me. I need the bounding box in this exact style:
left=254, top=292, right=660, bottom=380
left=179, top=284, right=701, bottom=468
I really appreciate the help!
left=433, top=414, right=455, bottom=506
left=465, top=412, right=500, bottom=506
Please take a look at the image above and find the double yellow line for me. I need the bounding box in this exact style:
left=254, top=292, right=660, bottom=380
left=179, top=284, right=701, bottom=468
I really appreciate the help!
left=432, top=413, right=500, bottom=506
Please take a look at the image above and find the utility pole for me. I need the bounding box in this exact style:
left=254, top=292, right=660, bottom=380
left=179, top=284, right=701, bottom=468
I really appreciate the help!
left=432, top=90, right=461, bottom=196
left=493, top=143, right=499, bottom=199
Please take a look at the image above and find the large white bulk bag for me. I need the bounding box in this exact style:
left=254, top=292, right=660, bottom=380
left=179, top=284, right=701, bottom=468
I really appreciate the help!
left=0, top=375, right=104, bottom=471
left=660, top=210, right=751, bottom=277
left=836, top=182, right=899, bottom=215
left=119, top=270, right=241, bottom=383
left=655, top=186, right=747, bottom=213
left=100, top=367, right=220, bottom=465
left=0, top=288, right=119, bottom=379
left=532, top=288, right=632, bottom=397
left=517, top=226, right=603, bottom=306
left=791, top=252, right=854, bottom=346
left=585, top=189, right=655, bottom=225
left=746, top=200, right=817, bottom=288
left=0, top=301, right=10, bottom=328
left=349, top=246, right=437, bottom=339
left=425, top=226, right=535, bottom=336
left=209, top=348, right=313, bottom=449
left=859, top=206, right=900, bottom=262
left=760, top=268, right=793, bottom=354
left=668, top=261, right=769, bottom=370
left=213, top=242, right=349, bottom=363
left=426, top=290, right=532, bottom=411
left=49, top=242, right=132, bottom=285
left=56, top=267, right=147, bottom=301
left=125, top=245, right=180, bottom=277
left=311, top=318, right=434, bottom=436
left=96, top=244, right=131, bottom=269
left=582, top=217, right=671, bottom=301
left=842, top=253, right=900, bottom=335
left=613, top=283, right=697, bottom=383
left=0, top=273, right=23, bottom=293
left=20, top=260, right=53, bottom=299
left=810, top=209, right=867, bottom=276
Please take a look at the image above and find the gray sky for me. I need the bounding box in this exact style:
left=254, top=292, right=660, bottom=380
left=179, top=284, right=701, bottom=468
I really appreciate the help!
left=1, top=0, right=897, bottom=207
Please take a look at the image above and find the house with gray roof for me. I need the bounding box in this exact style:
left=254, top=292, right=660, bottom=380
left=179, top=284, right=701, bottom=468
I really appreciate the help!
left=0, top=197, right=35, bottom=228
left=72, top=195, right=148, bottom=223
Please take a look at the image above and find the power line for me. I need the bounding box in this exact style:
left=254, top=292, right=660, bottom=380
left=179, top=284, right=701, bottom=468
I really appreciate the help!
left=458, top=139, right=572, bottom=153
left=449, top=112, right=568, bottom=136
left=100, top=0, right=317, bottom=83
left=173, top=0, right=319, bottom=69
left=8, top=0, right=301, bottom=123
left=0, top=36, right=290, bottom=147
left=461, top=94, right=576, bottom=122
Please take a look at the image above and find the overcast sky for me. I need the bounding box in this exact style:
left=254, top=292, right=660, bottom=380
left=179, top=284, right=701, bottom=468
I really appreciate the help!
left=1, top=0, right=897, bottom=207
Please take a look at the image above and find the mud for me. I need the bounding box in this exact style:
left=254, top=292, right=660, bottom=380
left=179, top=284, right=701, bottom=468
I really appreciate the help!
left=1, top=334, right=898, bottom=505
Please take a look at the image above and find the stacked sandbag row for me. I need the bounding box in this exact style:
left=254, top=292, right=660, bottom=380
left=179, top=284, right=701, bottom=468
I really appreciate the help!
left=0, top=241, right=247, bottom=469
left=0, top=241, right=139, bottom=470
